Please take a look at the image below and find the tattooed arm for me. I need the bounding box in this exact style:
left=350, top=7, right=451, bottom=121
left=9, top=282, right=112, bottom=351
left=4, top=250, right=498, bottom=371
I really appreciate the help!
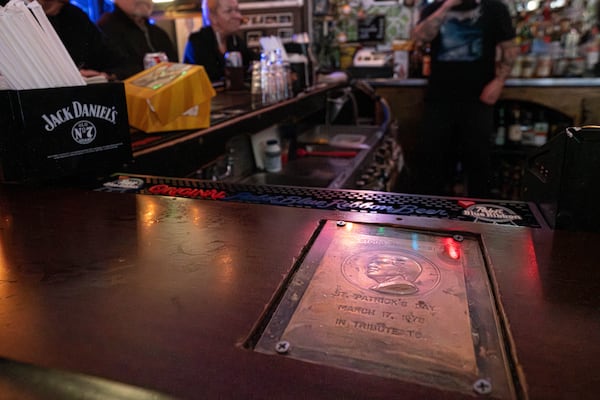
left=495, top=39, right=519, bottom=80
left=412, top=0, right=462, bottom=43
left=480, top=39, right=519, bottom=105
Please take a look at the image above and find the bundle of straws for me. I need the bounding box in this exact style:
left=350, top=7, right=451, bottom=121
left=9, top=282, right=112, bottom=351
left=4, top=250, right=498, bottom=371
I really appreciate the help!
left=0, top=0, right=86, bottom=90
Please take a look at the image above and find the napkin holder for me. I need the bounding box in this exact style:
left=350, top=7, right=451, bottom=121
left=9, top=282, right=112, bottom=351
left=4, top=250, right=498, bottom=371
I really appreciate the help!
left=0, top=82, right=132, bottom=182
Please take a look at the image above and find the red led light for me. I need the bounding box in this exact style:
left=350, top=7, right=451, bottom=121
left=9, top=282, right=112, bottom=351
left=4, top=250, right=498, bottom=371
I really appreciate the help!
left=443, top=238, right=461, bottom=260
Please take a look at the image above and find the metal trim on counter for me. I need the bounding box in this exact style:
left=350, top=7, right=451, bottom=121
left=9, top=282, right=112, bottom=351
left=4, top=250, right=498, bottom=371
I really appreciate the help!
left=0, top=357, right=176, bottom=400
left=504, top=77, right=600, bottom=87
left=366, top=77, right=600, bottom=87
left=239, top=0, right=303, bottom=10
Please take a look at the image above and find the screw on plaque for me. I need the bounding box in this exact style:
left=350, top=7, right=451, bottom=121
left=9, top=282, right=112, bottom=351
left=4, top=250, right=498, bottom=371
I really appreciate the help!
left=275, top=341, right=290, bottom=354
left=473, top=378, right=492, bottom=395
left=336, top=221, right=346, bottom=227
left=453, top=234, right=464, bottom=242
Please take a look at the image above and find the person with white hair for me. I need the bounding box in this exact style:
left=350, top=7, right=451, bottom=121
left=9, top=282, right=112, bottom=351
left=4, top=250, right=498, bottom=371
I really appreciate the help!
left=97, top=0, right=177, bottom=78
left=183, top=0, right=257, bottom=82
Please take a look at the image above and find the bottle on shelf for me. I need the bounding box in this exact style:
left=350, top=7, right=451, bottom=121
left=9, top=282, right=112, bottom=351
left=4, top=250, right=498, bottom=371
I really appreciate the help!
left=533, top=110, right=550, bottom=146
left=421, top=43, right=431, bottom=77
left=409, top=44, right=423, bottom=78
left=494, top=106, right=506, bottom=146
left=507, top=104, right=523, bottom=147
left=520, top=110, right=535, bottom=146
left=517, top=16, right=533, bottom=55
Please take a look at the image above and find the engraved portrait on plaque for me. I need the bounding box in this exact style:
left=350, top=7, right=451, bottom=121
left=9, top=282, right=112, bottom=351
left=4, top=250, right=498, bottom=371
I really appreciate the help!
left=347, top=251, right=433, bottom=295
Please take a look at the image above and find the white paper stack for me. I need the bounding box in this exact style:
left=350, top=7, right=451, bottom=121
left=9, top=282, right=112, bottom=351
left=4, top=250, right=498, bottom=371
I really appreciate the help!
left=259, top=36, right=289, bottom=61
left=0, top=0, right=86, bottom=90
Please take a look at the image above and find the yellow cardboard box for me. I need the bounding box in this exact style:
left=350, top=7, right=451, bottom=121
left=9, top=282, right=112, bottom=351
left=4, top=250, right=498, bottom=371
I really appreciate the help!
left=124, top=63, right=215, bottom=133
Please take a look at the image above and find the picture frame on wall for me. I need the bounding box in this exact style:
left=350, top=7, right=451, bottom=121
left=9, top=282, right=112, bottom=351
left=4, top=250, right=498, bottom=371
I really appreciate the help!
left=264, top=14, right=278, bottom=25
left=314, top=0, right=329, bottom=16
left=278, top=13, right=293, bottom=26
left=249, top=15, right=264, bottom=26
left=246, top=31, right=262, bottom=48
left=277, top=28, right=294, bottom=42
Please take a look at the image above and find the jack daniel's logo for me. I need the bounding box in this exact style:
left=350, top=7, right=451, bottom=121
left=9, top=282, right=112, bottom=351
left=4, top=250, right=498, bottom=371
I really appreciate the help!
left=71, top=120, right=96, bottom=145
left=41, top=101, right=118, bottom=132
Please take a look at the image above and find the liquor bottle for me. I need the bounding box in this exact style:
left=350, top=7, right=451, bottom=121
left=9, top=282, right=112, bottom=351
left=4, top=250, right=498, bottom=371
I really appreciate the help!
left=533, top=110, right=549, bottom=146
left=520, top=110, right=535, bottom=145
left=507, top=105, right=522, bottom=147
left=409, top=45, right=423, bottom=78
left=494, top=106, right=506, bottom=146
left=421, top=43, right=431, bottom=77
left=517, top=16, right=533, bottom=54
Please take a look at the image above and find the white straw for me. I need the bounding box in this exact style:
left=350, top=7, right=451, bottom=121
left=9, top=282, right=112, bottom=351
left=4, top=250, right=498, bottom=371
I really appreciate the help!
left=0, top=0, right=85, bottom=89
left=0, top=12, right=32, bottom=88
left=3, top=7, right=52, bottom=87
left=18, top=1, right=70, bottom=86
left=0, top=9, right=21, bottom=88
left=26, top=0, right=85, bottom=86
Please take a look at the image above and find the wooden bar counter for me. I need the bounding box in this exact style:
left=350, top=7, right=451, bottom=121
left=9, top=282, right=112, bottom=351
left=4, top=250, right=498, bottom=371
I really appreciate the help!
left=371, top=78, right=600, bottom=124
left=0, top=80, right=598, bottom=400
left=371, top=77, right=600, bottom=152
left=0, top=176, right=599, bottom=399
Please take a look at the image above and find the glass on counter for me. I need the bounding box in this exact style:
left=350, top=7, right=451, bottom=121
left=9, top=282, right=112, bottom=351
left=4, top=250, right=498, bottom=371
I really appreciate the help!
left=251, top=50, right=292, bottom=104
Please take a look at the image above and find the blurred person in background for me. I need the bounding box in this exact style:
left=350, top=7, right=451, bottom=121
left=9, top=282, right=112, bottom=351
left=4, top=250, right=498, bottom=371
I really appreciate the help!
left=98, top=0, right=177, bottom=78
left=410, top=0, right=517, bottom=198
left=183, top=0, right=257, bottom=82
left=34, top=0, right=126, bottom=80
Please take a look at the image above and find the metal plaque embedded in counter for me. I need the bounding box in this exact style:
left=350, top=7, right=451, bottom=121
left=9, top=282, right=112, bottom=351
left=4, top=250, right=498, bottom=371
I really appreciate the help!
left=251, top=221, right=519, bottom=398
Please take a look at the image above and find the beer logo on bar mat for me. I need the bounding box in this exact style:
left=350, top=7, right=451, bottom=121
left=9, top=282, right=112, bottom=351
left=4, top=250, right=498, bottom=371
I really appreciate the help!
left=461, top=204, right=522, bottom=224
left=103, top=177, right=145, bottom=190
